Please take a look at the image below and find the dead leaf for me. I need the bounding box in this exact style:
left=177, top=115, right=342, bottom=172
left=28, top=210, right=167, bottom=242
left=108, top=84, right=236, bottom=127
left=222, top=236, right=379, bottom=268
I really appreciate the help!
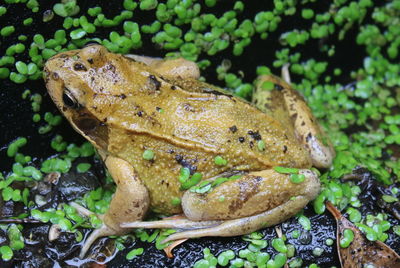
left=326, top=201, right=400, bottom=268
left=164, top=239, right=187, bottom=258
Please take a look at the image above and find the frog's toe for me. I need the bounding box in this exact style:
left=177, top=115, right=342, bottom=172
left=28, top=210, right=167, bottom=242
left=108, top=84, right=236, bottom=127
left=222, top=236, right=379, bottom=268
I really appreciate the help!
left=69, top=201, right=96, bottom=218
left=120, top=218, right=221, bottom=230
left=79, top=224, right=118, bottom=259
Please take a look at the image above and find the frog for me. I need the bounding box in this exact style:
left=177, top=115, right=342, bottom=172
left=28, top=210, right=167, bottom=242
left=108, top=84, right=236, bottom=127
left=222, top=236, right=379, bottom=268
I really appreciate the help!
left=43, top=44, right=335, bottom=258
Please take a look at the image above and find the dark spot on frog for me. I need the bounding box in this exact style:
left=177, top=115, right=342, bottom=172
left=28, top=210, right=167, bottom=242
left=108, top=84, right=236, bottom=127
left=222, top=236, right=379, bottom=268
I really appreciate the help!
left=283, top=145, right=288, bottom=153
left=147, top=75, right=161, bottom=91
left=175, top=154, right=197, bottom=174
left=105, top=63, right=116, bottom=72
left=275, top=84, right=284, bottom=91
left=263, top=103, right=271, bottom=110
left=306, top=132, right=312, bottom=142
left=74, top=63, right=87, bottom=71
left=120, top=94, right=126, bottom=99
left=238, top=137, right=245, bottom=143
left=291, top=113, right=298, bottom=121
left=171, top=85, right=177, bottom=90
left=248, top=130, right=261, bottom=140
left=156, top=107, right=162, bottom=112
left=249, top=141, right=254, bottom=148
left=52, top=72, right=59, bottom=80
left=183, top=103, right=195, bottom=112
left=137, top=111, right=143, bottom=117
left=175, top=154, right=183, bottom=162
left=301, top=121, right=305, bottom=126
left=87, top=58, right=94, bottom=64
left=229, top=125, right=238, bottom=133
left=201, top=87, right=232, bottom=97
left=229, top=176, right=262, bottom=213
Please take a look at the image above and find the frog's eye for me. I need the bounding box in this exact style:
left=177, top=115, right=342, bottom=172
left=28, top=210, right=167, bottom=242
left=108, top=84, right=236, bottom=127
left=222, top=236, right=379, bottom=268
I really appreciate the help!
left=62, top=88, right=80, bottom=109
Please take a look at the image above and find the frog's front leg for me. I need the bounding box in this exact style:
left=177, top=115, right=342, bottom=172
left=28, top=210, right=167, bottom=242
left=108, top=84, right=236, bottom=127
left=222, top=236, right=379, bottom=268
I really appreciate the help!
left=254, top=74, right=335, bottom=168
left=79, top=152, right=149, bottom=258
left=125, top=54, right=200, bottom=80
left=122, top=169, right=319, bottom=242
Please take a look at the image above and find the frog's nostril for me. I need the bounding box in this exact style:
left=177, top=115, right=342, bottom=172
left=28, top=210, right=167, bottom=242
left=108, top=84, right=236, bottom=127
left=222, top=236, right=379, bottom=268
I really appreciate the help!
left=73, top=63, right=87, bottom=71
left=52, top=72, right=59, bottom=80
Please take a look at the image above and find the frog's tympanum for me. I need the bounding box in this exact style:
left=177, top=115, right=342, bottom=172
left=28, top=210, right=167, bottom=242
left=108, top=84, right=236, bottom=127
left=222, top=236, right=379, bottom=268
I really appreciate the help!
left=44, top=44, right=334, bottom=257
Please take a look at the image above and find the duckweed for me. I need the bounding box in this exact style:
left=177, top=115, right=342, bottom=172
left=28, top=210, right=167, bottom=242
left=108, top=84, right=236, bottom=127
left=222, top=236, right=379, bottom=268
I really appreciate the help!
left=214, top=155, right=228, bottom=166
left=142, top=149, right=155, bottom=160
left=339, top=229, right=354, bottom=248
left=126, top=247, right=144, bottom=260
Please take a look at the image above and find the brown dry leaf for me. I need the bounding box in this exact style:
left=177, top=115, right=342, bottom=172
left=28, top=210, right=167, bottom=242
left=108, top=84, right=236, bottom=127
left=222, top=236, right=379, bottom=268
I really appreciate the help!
left=326, top=201, right=400, bottom=268
left=164, top=239, right=187, bottom=258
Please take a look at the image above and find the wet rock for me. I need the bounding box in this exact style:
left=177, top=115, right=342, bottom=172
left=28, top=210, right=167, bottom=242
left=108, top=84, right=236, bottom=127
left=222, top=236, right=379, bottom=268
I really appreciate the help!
left=56, top=160, right=101, bottom=201
left=299, top=230, right=312, bottom=245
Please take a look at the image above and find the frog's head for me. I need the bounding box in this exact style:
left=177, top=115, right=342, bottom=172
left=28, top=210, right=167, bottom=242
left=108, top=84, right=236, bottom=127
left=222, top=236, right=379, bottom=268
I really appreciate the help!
left=44, top=44, right=114, bottom=149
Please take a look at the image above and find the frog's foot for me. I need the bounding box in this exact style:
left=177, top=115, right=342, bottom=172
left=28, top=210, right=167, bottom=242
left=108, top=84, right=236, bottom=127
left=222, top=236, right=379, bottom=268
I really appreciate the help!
left=67, top=202, right=123, bottom=258
left=77, top=153, right=149, bottom=259
left=69, top=201, right=95, bottom=217
left=162, top=194, right=312, bottom=243
left=121, top=216, right=221, bottom=258
left=79, top=223, right=120, bottom=259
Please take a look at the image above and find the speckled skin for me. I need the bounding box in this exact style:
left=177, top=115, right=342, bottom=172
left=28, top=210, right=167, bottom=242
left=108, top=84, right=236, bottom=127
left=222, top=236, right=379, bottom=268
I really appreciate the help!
left=44, top=45, right=334, bottom=254
left=253, top=75, right=335, bottom=168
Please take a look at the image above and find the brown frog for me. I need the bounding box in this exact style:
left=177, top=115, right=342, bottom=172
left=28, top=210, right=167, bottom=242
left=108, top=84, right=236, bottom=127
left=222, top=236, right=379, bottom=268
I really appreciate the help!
left=44, top=44, right=334, bottom=257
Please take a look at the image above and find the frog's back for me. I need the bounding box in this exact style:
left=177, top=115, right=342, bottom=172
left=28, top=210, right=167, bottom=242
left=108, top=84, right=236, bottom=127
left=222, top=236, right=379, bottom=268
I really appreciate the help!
left=102, top=73, right=312, bottom=214
left=104, top=73, right=312, bottom=168
left=44, top=45, right=311, bottom=214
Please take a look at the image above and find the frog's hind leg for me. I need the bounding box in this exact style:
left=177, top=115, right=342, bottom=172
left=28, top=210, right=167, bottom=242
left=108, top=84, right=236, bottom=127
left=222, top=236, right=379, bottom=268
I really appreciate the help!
left=78, top=152, right=149, bottom=258
left=122, top=169, right=319, bottom=243
left=162, top=194, right=312, bottom=243
left=124, top=54, right=200, bottom=80
left=255, top=72, right=335, bottom=168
